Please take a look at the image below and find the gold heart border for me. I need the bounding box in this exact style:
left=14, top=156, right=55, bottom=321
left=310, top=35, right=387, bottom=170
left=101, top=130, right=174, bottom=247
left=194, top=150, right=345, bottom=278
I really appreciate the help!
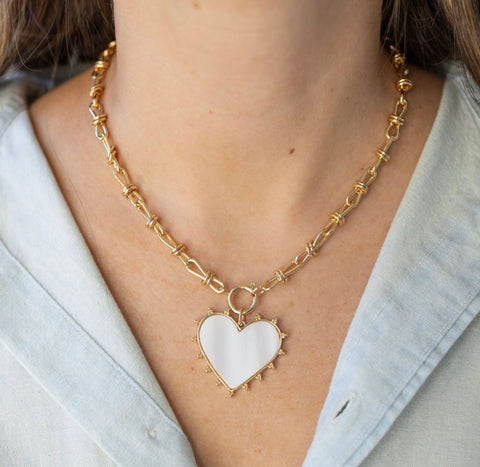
left=195, top=311, right=286, bottom=396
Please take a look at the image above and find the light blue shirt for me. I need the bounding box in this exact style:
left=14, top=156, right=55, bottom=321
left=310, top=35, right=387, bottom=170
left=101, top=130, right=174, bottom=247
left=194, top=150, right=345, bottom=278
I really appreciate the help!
left=1, top=65, right=479, bottom=466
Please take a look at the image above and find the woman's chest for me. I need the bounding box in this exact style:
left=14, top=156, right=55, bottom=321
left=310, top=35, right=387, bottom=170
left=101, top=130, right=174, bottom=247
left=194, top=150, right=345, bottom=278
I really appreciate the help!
left=81, top=213, right=385, bottom=466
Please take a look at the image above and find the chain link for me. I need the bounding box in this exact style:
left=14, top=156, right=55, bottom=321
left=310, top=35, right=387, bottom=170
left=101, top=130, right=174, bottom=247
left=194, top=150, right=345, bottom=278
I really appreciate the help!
left=89, top=41, right=413, bottom=298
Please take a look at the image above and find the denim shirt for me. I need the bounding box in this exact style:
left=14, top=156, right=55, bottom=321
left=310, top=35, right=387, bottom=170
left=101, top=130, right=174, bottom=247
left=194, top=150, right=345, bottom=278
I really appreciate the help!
left=0, top=65, right=479, bottom=466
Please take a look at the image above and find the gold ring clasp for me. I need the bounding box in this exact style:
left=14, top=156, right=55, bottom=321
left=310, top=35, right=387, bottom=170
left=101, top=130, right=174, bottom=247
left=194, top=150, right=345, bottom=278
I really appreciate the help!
left=228, top=285, right=258, bottom=325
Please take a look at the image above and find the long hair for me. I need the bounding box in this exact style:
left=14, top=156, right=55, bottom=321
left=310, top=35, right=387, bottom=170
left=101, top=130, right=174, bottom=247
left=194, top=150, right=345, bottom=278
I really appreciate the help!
left=0, top=0, right=114, bottom=73
left=1, top=0, right=480, bottom=86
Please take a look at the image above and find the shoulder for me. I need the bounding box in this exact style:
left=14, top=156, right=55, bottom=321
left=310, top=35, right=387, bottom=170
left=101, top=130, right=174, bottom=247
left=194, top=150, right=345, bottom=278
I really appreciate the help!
left=421, top=62, right=480, bottom=169
left=0, top=76, right=41, bottom=140
left=0, top=64, right=92, bottom=143
left=0, top=67, right=63, bottom=154
left=439, top=62, right=480, bottom=121
left=0, top=76, right=50, bottom=187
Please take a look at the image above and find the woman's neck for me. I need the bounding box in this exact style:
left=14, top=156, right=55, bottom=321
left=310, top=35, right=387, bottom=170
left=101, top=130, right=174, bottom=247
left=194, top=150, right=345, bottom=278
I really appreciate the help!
left=105, top=0, right=393, bottom=240
left=113, top=0, right=385, bottom=114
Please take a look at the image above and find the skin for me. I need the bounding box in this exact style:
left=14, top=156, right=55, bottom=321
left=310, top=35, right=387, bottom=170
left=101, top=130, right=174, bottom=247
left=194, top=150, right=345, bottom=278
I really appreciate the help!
left=29, top=1, right=443, bottom=465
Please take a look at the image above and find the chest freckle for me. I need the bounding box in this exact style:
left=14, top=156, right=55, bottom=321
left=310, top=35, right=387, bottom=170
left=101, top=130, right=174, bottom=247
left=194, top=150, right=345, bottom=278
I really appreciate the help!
left=253, top=447, right=264, bottom=456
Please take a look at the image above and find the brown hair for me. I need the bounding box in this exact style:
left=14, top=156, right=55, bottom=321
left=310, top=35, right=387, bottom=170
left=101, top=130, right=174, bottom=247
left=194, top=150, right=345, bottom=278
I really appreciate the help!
left=382, top=0, right=480, bottom=86
left=0, top=0, right=114, bottom=74
left=1, top=0, right=480, bottom=87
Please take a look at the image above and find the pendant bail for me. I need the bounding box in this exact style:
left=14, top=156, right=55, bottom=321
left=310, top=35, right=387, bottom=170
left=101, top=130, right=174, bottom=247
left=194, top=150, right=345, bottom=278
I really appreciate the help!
left=236, top=310, right=245, bottom=327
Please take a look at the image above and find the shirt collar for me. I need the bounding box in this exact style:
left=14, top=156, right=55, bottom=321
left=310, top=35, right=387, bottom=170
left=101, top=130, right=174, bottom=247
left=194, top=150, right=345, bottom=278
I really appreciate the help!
left=0, top=81, right=196, bottom=465
left=304, top=68, right=480, bottom=465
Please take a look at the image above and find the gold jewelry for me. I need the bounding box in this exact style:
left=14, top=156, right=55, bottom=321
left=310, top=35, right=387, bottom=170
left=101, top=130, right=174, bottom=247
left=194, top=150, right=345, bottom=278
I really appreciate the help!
left=89, top=41, right=413, bottom=396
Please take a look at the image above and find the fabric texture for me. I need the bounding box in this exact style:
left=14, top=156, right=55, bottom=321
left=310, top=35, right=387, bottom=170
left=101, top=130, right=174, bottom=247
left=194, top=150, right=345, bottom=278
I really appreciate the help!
left=0, top=65, right=479, bottom=466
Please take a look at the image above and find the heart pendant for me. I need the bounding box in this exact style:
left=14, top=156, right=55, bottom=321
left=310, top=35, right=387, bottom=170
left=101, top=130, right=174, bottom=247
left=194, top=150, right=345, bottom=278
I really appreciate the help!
left=195, top=310, right=286, bottom=395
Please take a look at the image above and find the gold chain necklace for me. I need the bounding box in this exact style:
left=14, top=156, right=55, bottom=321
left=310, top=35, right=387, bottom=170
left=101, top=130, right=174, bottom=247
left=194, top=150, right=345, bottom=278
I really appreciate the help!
left=89, top=41, right=413, bottom=396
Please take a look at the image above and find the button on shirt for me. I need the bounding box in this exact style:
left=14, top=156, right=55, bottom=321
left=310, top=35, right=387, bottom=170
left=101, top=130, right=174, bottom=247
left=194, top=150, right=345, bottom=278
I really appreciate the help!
left=0, top=65, right=479, bottom=466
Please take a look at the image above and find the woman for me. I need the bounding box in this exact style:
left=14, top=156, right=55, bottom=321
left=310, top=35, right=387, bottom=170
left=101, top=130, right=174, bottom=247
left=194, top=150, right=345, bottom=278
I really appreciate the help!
left=0, top=1, right=479, bottom=465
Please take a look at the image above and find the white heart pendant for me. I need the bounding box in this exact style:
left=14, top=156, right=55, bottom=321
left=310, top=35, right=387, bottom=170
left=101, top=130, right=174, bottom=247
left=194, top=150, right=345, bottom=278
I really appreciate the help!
left=195, top=311, right=286, bottom=395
